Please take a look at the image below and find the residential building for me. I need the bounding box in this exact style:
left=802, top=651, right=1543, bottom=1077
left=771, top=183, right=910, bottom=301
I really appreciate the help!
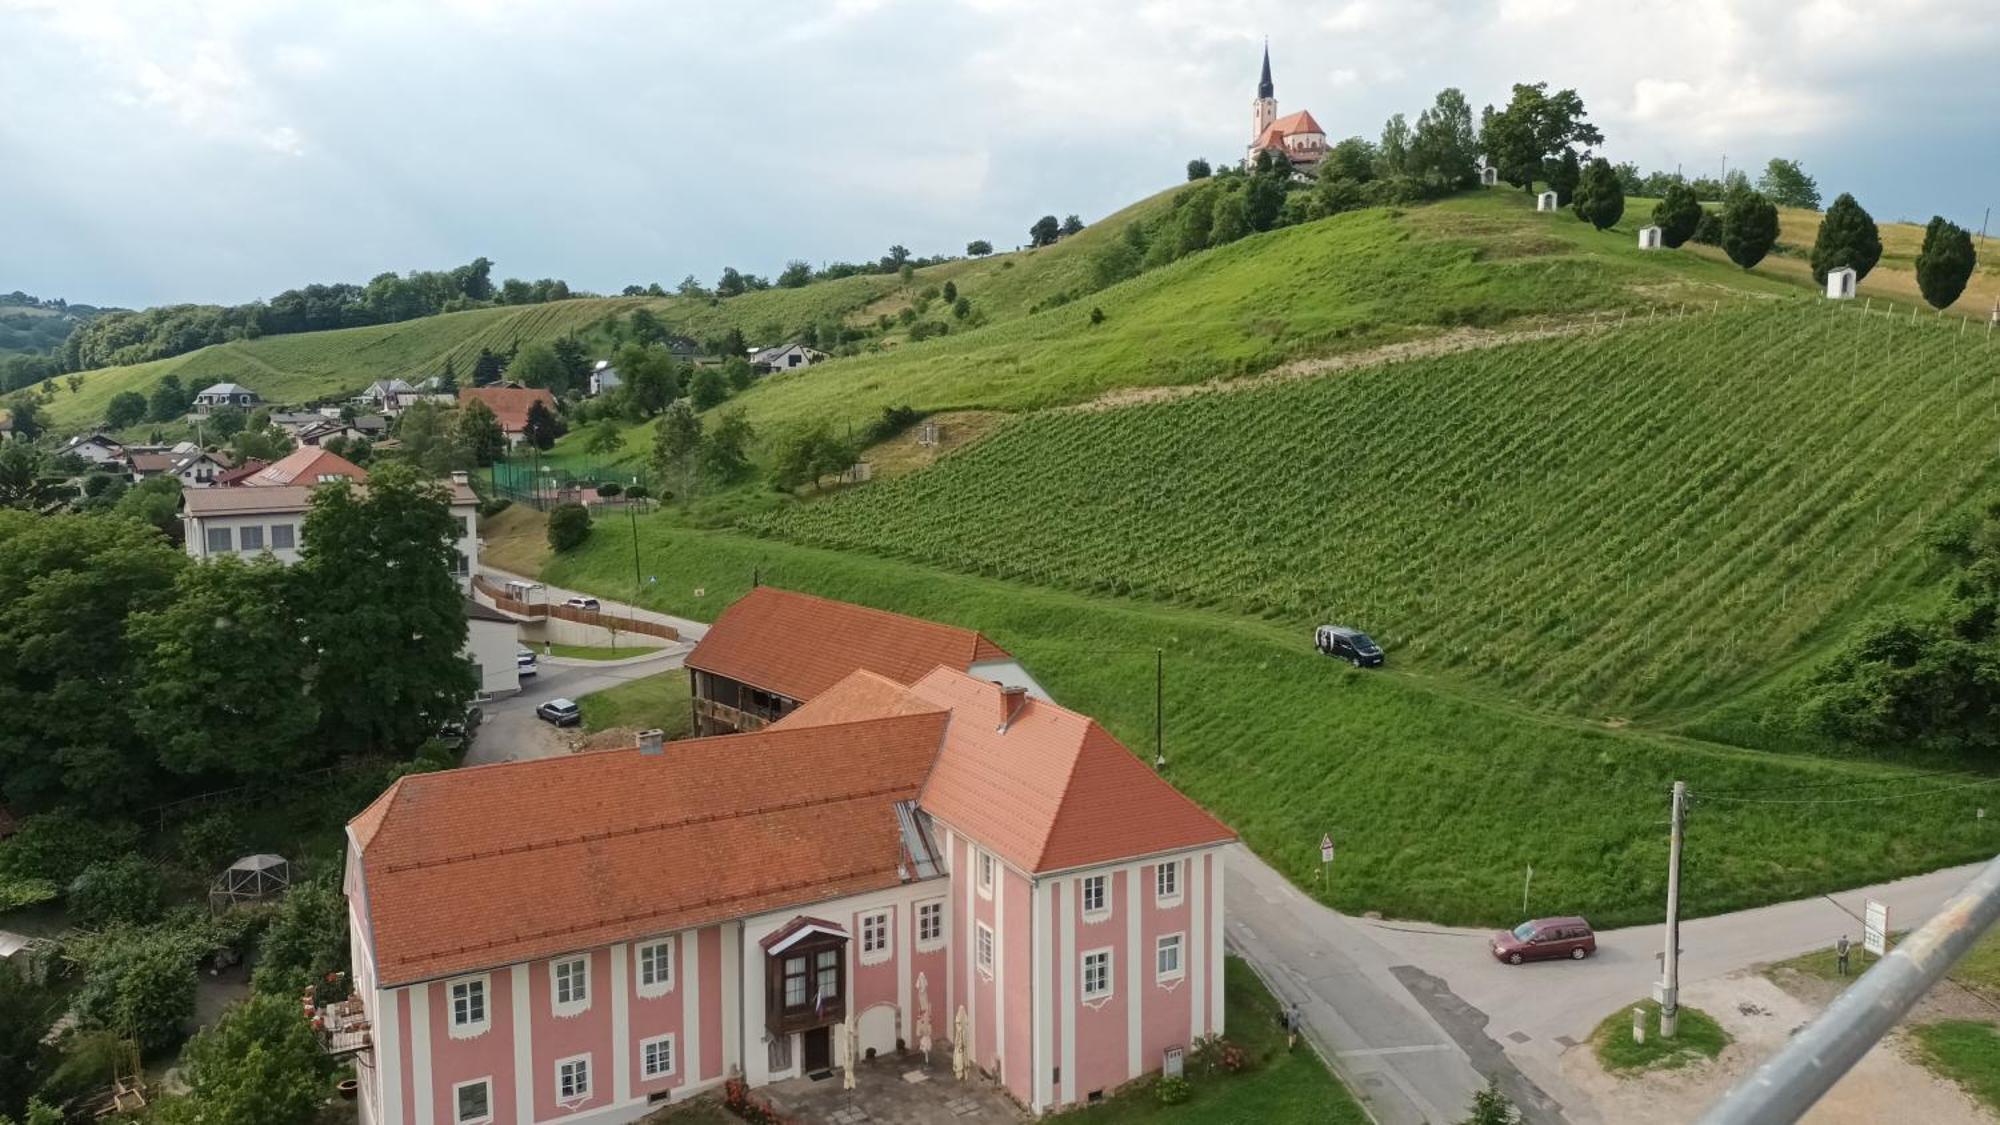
left=213, top=459, right=269, bottom=486
left=183, top=485, right=314, bottom=562
left=1243, top=44, right=1327, bottom=172
left=588, top=360, right=622, bottom=397
left=685, top=586, right=1048, bottom=735
left=343, top=650, right=1233, bottom=1124
left=464, top=597, right=523, bottom=699
left=124, top=450, right=179, bottom=481
left=193, top=382, right=261, bottom=412
left=747, top=343, right=828, bottom=375
left=61, top=433, right=127, bottom=466
left=244, top=446, right=369, bottom=487
left=665, top=336, right=700, bottom=361
left=459, top=386, right=558, bottom=446
left=359, top=379, right=417, bottom=413
left=172, top=449, right=234, bottom=489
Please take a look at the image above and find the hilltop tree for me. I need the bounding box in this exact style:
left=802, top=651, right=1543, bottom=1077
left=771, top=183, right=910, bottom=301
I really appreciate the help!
left=1545, top=148, right=1581, bottom=206
left=1029, top=215, right=1062, bottom=247
left=1721, top=190, right=1780, bottom=269
left=1757, top=158, right=1821, bottom=210
left=1186, top=158, right=1212, bottom=180
left=1809, top=193, right=1883, bottom=284
left=651, top=401, right=704, bottom=500
left=522, top=400, right=562, bottom=450
left=716, top=267, right=749, bottom=298
left=1916, top=216, right=1977, bottom=309
left=1061, top=214, right=1085, bottom=237
left=1571, top=157, right=1625, bottom=230
left=966, top=240, right=994, bottom=256
left=701, top=409, right=755, bottom=485
left=1652, top=183, right=1704, bottom=248
left=105, top=390, right=148, bottom=429
left=1324, top=137, right=1377, bottom=183
left=1479, top=82, right=1603, bottom=194
left=1376, top=113, right=1412, bottom=179
left=778, top=260, right=814, bottom=288
left=455, top=398, right=506, bottom=466
left=294, top=466, right=474, bottom=754
left=1406, top=88, right=1480, bottom=194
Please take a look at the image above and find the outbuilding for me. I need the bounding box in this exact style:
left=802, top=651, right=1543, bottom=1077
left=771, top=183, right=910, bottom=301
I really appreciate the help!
left=1638, top=226, right=1663, bottom=250
left=1826, top=266, right=1858, bottom=300
left=1536, top=190, right=1559, bottom=213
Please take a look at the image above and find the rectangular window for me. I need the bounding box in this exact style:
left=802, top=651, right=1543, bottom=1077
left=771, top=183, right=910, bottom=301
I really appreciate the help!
left=917, top=901, right=944, bottom=948
left=1157, top=933, right=1185, bottom=981
left=239, top=524, right=264, bottom=551
left=553, top=956, right=589, bottom=1013
left=556, top=1055, right=591, bottom=1101
left=449, top=977, right=487, bottom=1030
left=205, top=526, right=233, bottom=554
left=270, top=523, right=295, bottom=549
left=860, top=910, right=890, bottom=964
left=975, top=923, right=994, bottom=975
left=977, top=850, right=995, bottom=896
left=453, top=551, right=470, bottom=577
left=1157, top=860, right=1181, bottom=903
left=814, top=948, right=839, bottom=1000
left=1082, top=949, right=1112, bottom=1000
left=454, top=1078, right=492, bottom=1124
left=637, top=939, right=675, bottom=995
left=1082, top=874, right=1108, bottom=917
left=783, top=955, right=808, bottom=1009
left=641, top=1034, right=676, bottom=1078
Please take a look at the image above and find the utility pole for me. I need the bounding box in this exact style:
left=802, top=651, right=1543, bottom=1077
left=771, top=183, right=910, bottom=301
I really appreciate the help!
left=1661, top=780, right=1687, bottom=1038
left=1153, top=649, right=1165, bottom=769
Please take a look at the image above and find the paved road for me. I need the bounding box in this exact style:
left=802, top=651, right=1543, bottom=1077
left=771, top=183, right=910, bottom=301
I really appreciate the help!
left=478, top=564, right=710, bottom=642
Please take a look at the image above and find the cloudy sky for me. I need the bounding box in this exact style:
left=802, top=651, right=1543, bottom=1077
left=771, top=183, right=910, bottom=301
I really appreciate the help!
left=4, top=0, right=1995, bottom=309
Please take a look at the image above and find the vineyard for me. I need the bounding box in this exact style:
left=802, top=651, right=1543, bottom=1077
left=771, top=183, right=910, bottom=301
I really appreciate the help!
left=750, top=301, right=2000, bottom=717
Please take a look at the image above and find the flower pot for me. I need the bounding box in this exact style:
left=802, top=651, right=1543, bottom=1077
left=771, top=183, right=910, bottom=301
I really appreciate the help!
left=338, top=1079, right=358, bottom=1101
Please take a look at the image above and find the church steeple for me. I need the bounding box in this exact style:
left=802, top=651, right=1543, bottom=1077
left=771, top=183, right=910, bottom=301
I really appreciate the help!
left=1250, top=39, right=1278, bottom=153
left=1257, top=40, right=1274, bottom=99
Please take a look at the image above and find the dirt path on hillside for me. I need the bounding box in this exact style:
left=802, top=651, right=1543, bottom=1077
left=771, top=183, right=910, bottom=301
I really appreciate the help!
left=1067, top=316, right=1626, bottom=413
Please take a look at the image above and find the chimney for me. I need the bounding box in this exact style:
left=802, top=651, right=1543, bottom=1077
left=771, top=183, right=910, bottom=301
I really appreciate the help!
left=995, top=685, right=1030, bottom=733
left=638, top=728, right=665, bottom=756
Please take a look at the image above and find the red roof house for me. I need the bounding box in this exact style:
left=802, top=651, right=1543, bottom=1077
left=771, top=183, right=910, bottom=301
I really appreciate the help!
left=458, top=386, right=557, bottom=438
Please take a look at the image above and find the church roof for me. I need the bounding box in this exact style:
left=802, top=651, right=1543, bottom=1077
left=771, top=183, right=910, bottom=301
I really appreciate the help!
left=1257, top=42, right=1273, bottom=100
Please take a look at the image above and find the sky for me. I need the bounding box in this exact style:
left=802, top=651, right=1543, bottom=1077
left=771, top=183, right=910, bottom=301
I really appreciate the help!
left=3, top=0, right=1996, bottom=310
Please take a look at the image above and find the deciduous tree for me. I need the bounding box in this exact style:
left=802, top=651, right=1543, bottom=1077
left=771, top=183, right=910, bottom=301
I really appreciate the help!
left=155, top=992, right=330, bottom=1125
left=105, top=391, right=148, bottom=429
left=1757, top=158, right=1821, bottom=210
left=1478, top=82, right=1603, bottom=194
left=509, top=342, right=569, bottom=393
left=691, top=366, right=728, bottom=411
left=701, top=409, right=754, bottom=485
left=1406, top=88, right=1479, bottom=194
left=1186, top=158, right=1212, bottom=180
left=1029, top=215, right=1061, bottom=247
left=966, top=240, right=994, bottom=256
left=651, top=401, right=704, bottom=501
left=546, top=502, right=591, bottom=552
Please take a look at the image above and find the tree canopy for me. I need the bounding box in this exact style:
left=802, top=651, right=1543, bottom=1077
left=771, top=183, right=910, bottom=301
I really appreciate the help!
left=1029, top=215, right=1062, bottom=247
left=1757, top=158, right=1821, bottom=210
left=1915, top=216, right=1977, bottom=309
left=1651, top=184, right=1704, bottom=249
left=1809, top=193, right=1884, bottom=284
left=1720, top=190, right=1780, bottom=269
left=1478, top=82, right=1603, bottom=194
left=1571, top=157, right=1625, bottom=230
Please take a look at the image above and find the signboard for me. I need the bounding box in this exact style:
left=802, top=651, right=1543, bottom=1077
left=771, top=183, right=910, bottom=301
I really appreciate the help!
left=1863, top=900, right=1888, bottom=956
left=1319, top=834, right=1335, bottom=864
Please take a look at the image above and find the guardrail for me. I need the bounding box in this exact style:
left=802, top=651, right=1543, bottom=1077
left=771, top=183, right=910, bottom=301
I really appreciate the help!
left=471, top=575, right=679, bottom=643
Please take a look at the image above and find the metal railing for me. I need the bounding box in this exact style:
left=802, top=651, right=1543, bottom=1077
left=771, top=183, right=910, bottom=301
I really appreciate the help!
left=1699, top=851, right=2000, bottom=1123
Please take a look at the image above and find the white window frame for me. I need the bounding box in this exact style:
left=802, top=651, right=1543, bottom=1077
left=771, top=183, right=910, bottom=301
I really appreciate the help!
left=270, top=523, right=296, bottom=550
left=1156, top=859, right=1183, bottom=907
left=1081, top=874, right=1110, bottom=922
left=1156, top=932, right=1186, bottom=983
left=1082, top=947, right=1113, bottom=1004
left=204, top=525, right=233, bottom=554
left=551, top=955, right=590, bottom=1017
left=859, top=909, right=892, bottom=966
left=451, top=1076, right=495, bottom=1125
left=554, top=1052, right=592, bottom=1105
left=975, top=922, right=995, bottom=980
left=915, top=899, right=946, bottom=952
left=640, top=1033, right=677, bottom=1079
left=635, top=938, right=675, bottom=998
left=976, top=848, right=995, bottom=899
left=447, top=974, right=490, bottom=1038
left=239, top=524, right=265, bottom=552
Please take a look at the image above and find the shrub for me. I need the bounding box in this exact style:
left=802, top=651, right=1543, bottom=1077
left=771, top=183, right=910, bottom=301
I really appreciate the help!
left=0, top=875, right=57, bottom=912
left=546, top=502, right=592, bottom=552
left=0, top=811, right=139, bottom=886
left=596, top=481, right=623, bottom=499
left=68, top=855, right=165, bottom=929
left=1154, top=1074, right=1193, bottom=1106
left=1691, top=211, right=1722, bottom=246
left=72, top=928, right=199, bottom=1053
left=1652, top=184, right=1703, bottom=249
left=154, top=992, right=332, bottom=1125
left=175, top=807, right=244, bottom=872
left=250, top=872, right=351, bottom=1000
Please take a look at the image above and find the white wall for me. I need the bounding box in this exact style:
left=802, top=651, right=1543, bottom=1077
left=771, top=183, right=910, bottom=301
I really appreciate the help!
left=450, top=502, right=479, bottom=593
left=465, top=617, right=521, bottom=699
left=184, top=513, right=305, bottom=563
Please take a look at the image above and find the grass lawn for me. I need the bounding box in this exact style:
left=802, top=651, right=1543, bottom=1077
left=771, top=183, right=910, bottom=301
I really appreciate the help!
left=1050, top=958, right=1368, bottom=1124
left=1592, top=1000, right=1730, bottom=1073
left=578, top=668, right=692, bottom=740
left=1913, top=1020, right=2000, bottom=1114
left=479, top=503, right=551, bottom=575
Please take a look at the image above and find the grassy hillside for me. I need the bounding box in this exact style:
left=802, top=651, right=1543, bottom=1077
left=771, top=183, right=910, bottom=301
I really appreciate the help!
left=748, top=302, right=2000, bottom=718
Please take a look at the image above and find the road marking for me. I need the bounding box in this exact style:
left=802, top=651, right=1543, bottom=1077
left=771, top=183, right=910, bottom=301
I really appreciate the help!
left=1336, top=1044, right=1457, bottom=1058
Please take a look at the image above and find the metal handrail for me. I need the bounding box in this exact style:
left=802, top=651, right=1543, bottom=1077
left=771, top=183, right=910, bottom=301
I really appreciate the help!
left=1699, top=851, right=2000, bottom=1123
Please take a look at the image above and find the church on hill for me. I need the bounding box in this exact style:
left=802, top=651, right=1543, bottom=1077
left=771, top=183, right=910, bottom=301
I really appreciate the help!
left=1244, top=42, right=1327, bottom=172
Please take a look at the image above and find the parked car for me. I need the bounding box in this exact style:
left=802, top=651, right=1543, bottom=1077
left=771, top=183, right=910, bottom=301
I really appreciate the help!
left=1491, top=917, right=1596, bottom=964
left=565, top=596, right=601, bottom=611
left=1315, top=625, right=1385, bottom=667
left=536, top=698, right=582, bottom=727
left=517, top=648, right=539, bottom=676
left=436, top=705, right=483, bottom=750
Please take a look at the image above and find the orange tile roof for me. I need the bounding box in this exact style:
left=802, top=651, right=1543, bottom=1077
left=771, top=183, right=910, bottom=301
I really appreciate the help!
left=1269, top=109, right=1323, bottom=136
left=908, top=668, right=1235, bottom=874
left=771, top=669, right=948, bottom=730
left=687, top=587, right=1014, bottom=702
left=458, top=386, right=558, bottom=435
left=352, top=712, right=948, bottom=985
left=249, top=446, right=368, bottom=486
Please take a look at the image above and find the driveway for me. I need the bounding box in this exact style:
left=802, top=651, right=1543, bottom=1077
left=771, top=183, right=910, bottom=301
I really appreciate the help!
left=466, top=645, right=691, bottom=765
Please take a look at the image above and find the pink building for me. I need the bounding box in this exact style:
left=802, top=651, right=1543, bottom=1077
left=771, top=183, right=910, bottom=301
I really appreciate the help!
left=344, top=600, right=1234, bottom=1125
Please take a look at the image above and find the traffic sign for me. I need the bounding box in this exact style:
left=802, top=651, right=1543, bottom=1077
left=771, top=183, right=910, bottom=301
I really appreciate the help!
left=1864, top=900, right=1888, bottom=956
left=1319, top=834, right=1335, bottom=864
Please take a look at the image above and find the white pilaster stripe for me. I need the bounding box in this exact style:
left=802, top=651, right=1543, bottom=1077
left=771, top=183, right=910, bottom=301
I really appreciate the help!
left=1189, top=854, right=1206, bottom=1040
left=377, top=986, right=403, bottom=1125
left=944, top=827, right=956, bottom=1024
left=722, top=924, right=742, bottom=1084
left=1059, top=878, right=1076, bottom=1106
left=683, top=930, right=702, bottom=1082
left=1125, top=865, right=1142, bottom=1080
left=409, top=982, right=433, bottom=1125
left=897, top=904, right=912, bottom=1057
left=1032, top=878, right=1053, bottom=1113
left=611, top=942, right=631, bottom=1102
left=994, top=862, right=1005, bottom=1080
left=512, top=965, right=533, bottom=1124
left=964, top=837, right=977, bottom=1059
left=1210, top=851, right=1226, bottom=1035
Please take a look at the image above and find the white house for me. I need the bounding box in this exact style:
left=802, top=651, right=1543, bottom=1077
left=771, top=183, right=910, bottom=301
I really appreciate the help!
left=589, top=360, right=623, bottom=396
left=464, top=598, right=523, bottom=699
left=62, top=433, right=127, bottom=466
left=748, top=343, right=828, bottom=375
left=172, top=449, right=234, bottom=489
left=1536, top=191, right=1558, bottom=213
left=193, top=383, right=260, bottom=412
left=1826, top=266, right=1858, bottom=300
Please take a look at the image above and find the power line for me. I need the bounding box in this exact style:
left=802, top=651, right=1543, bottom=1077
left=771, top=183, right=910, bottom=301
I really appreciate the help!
left=1698, top=768, right=1989, bottom=796
left=1694, top=776, right=2000, bottom=805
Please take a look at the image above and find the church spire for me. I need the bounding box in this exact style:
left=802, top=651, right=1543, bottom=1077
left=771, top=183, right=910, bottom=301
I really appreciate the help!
left=1257, top=40, right=1274, bottom=100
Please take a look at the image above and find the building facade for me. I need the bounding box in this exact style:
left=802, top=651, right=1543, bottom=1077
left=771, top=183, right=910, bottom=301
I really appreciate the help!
left=1244, top=43, right=1327, bottom=172
left=182, top=468, right=479, bottom=592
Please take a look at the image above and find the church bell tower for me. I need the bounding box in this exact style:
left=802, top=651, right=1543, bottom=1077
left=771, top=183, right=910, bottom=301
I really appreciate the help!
left=1251, top=41, right=1277, bottom=144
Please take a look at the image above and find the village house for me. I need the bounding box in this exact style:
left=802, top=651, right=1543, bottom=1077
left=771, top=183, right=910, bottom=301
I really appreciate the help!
left=747, top=343, right=828, bottom=375
left=192, top=382, right=261, bottom=413
left=459, top=386, right=559, bottom=446
left=244, top=445, right=371, bottom=488
left=60, top=432, right=127, bottom=466
left=342, top=593, right=1234, bottom=1124
left=171, top=448, right=234, bottom=489
left=685, top=586, right=1048, bottom=735
left=588, top=360, right=622, bottom=397
left=358, top=379, right=417, bottom=414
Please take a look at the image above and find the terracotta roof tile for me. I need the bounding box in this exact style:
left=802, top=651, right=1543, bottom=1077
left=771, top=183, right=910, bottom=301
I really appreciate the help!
left=771, top=669, right=951, bottom=730
left=354, top=712, right=947, bottom=985
left=249, top=447, right=368, bottom=487
left=458, top=386, right=557, bottom=435
left=688, top=587, right=1014, bottom=702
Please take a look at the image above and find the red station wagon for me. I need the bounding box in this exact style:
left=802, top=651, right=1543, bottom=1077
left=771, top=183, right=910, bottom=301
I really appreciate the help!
left=1492, top=916, right=1596, bottom=964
